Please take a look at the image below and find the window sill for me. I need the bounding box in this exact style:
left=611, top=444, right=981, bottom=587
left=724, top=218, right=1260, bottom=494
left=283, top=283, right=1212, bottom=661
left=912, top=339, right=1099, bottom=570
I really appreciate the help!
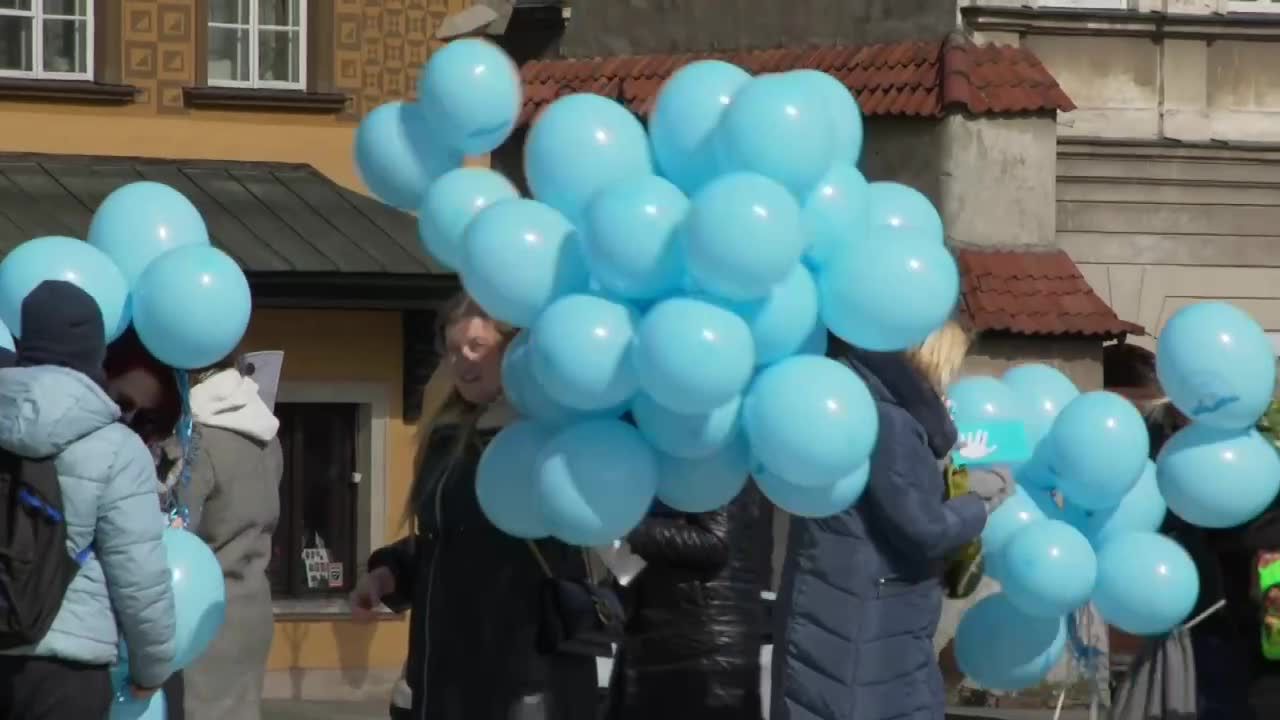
left=183, top=86, right=349, bottom=113
left=273, top=597, right=402, bottom=621
left=0, top=77, right=137, bottom=105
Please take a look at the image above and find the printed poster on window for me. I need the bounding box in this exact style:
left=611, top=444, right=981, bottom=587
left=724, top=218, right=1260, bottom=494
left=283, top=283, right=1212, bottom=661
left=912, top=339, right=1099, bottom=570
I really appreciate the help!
left=302, top=547, right=331, bottom=589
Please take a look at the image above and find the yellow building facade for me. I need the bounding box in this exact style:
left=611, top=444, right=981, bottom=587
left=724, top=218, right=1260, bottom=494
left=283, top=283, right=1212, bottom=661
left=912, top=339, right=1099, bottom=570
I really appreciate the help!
left=0, top=0, right=478, bottom=701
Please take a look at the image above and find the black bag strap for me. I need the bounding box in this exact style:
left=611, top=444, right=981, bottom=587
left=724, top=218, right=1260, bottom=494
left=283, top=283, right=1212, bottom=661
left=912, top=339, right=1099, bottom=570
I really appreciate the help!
left=526, top=540, right=597, bottom=584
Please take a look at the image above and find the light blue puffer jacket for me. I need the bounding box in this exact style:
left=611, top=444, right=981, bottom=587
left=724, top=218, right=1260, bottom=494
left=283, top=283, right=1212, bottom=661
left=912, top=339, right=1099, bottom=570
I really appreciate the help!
left=0, top=366, right=176, bottom=688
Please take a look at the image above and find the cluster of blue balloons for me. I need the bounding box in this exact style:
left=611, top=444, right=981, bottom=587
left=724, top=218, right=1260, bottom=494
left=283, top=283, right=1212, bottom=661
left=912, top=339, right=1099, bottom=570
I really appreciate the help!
left=0, top=181, right=251, bottom=369
left=355, top=39, right=961, bottom=546
left=1155, top=302, right=1280, bottom=528
left=109, top=529, right=227, bottom=720
left=949, top=324, right=1280, bottom=692
left=948, top=367, right=1174, bottom=691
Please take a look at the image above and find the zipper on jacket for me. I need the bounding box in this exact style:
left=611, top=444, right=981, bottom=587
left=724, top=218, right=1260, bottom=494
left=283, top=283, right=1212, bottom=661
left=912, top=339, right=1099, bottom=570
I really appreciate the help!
left=417, top=452, right=457, bottom=720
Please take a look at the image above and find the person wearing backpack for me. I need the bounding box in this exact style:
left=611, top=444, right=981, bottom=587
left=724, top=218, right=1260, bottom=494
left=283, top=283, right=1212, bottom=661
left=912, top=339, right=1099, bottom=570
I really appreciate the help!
left=0, top=280, right=177, bottom=719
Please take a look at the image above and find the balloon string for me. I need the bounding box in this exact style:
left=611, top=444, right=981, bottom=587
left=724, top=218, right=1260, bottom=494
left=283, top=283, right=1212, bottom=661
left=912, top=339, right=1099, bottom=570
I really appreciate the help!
left=168, top=369, right=196, bottom=529
left=1180, top=598, right=1227, bottom=632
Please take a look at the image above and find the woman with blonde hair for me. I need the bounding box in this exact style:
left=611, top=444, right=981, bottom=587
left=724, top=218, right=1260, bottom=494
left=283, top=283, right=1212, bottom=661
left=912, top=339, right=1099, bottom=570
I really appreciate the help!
left=770, top=322, right=1013, bottom=720
left=348, top=294, right=597, bottom=720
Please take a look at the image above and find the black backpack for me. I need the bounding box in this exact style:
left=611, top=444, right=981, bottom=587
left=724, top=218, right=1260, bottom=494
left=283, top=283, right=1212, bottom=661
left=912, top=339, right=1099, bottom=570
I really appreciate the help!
left=0, top=449, right=87, bottom=649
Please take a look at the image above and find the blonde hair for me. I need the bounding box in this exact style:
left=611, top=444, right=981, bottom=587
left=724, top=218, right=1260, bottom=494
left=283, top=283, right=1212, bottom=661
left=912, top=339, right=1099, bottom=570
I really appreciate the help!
left=402, top=293, right=514, bottom=529
left=906, top=320, right=973, bottom=394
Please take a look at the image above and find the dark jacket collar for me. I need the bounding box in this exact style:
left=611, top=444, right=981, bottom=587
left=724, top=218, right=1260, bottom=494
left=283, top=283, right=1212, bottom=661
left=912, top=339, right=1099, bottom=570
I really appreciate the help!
left=838, top=346, right=957, bottom=460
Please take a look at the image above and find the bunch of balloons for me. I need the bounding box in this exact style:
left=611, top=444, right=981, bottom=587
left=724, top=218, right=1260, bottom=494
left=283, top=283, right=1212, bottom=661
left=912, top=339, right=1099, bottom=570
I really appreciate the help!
left=355, top=39, right=961, bottom=546
left=951, top=302, right=1280, bottom=691
left=0, top=181, right=251, bottom=370
left=109, top=528, right=227, bottom=720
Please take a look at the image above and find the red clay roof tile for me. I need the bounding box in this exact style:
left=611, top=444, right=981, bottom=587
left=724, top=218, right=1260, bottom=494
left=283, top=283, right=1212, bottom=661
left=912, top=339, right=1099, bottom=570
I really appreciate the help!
left=956, top=248, right=1142, bottom=338
left=518, top=34, right=1074, bottom=125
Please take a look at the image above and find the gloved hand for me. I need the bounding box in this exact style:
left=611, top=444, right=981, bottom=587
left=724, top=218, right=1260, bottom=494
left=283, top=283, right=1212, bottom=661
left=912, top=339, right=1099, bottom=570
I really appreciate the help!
left=966, top=466, right=1015, bottom=515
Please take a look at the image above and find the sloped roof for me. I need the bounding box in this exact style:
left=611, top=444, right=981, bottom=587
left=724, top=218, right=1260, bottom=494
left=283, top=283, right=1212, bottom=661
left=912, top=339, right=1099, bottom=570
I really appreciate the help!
left=0, top=153, right=444, bottom=275
left=519, top=33, right=1075, bottom=124
left=957, top=248, right=1142, bottom=338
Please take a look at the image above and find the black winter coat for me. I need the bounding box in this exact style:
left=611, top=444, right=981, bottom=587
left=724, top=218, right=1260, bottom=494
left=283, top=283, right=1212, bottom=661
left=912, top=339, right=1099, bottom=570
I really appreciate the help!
left=367, top=425, right=598, bottom=720
left=604, top=485, right=772, bottom=720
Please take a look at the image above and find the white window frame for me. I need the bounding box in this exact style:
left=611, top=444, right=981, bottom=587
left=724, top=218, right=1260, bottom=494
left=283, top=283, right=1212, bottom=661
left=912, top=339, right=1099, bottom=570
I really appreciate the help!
left=1036, top=0, right=1130, bottom=8
left=1230, top=0, right=1280, bottom=12
left=0, top=0, right=94, bottom=81
left=270, top=381, right=390, bottom=618
left=207, top=0, right=307, bottom=91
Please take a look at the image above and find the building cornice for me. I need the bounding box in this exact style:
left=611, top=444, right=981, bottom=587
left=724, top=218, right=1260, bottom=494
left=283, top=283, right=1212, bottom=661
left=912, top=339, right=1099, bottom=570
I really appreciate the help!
left=963, top=6, right=1280, bottom=39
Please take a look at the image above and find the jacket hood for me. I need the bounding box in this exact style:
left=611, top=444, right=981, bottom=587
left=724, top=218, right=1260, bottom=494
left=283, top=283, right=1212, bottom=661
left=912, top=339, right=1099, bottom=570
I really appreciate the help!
left=191, top=368, right=280, bottom=443
left=0, top=366, right=121, bottom=458
left=840, top=347, right=957, bottom=460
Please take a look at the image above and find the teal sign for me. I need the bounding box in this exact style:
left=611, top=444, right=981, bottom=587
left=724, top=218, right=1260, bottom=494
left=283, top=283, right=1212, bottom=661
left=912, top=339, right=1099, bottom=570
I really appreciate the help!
left=952, top=420, right=1032, bottom=468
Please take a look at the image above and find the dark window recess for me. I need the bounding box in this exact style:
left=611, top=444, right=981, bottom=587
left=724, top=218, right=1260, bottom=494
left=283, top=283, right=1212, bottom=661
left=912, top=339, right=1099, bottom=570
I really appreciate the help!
left=269, top=402, right=360, bottom=598
left=403, top=310, right=440, bottom=424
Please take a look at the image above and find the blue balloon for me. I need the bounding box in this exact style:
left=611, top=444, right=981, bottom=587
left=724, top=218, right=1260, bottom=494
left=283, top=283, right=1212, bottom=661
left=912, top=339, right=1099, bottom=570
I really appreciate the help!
left=477, top=421, right=553, bottom=539
left=1027, top=487, right=1068, bottom=522
left=163, top=527, right=227, bottom=670
left=685, top=173, right=805, bottom=301
left=88, top=181, right=210, bottom=286
left=755, top=462, right=869, bottom=518
left=981, top=485, right=1046, bottom=559
left=714, top=264, right=820, bottom=366
left=714, top=73, right=835, bottom=197
left=787, top=70, right=864, bottom=167
left=536, top=419, right=660, bottom=546
left=1064, top=461, right=1166, bottom=546
left=502, top=331, right=626, bottom=427
left=1157, top=424, right=1280, bottom=529
left=819, top=228, right=959, bottom=352
left=1002, top=364, right=1079, bottom=446
left=354, top=101, right=461, bottom=211
left=649, top=60, right=752, bottom=193
left=1050, top=391, right=1149, bottom=511
left=1000, top=519, right=1097, bottom=619
left=867, top=182, right=944, bottom=243
left=633, top=393, right=740, bottom=459
left=634, top=297, right=755, bottom=414
left=525, top=94, right=654, bottom=223
left=0, top=236, right=131, bottom=341
left=108, top=687, right=166, bottom=720
left=1157, top=301, right=1277, bottom=430
left=1093, top=532, right=1199, bottom=636
left=530, top=294, right=640, bottom=411
left=416, top=38, right=521, bottom=156
left=460, top=199, right=589, bottom=328
left=657, top=435, right=751, bottom=513
left=955, top=593, right=1067, bottom=692
left=419, top=168, right=519, bottom=270
left=132, top=245, right=250, bottom=370
left=797, top=325, right=830, bottom=357
left=802, top=164, right=870, bottom=269
left=582, top=175, right=689, bottom=301
left=946, top=376, right=1020, bottom=423
left=743, top=355, right=878, bottom=487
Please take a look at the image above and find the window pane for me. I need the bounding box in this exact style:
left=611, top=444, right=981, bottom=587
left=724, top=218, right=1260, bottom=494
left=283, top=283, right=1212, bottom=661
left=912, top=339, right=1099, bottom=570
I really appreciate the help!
left=208, top=25, right=250, bottom=83
left=0, top=15, right=33, bottom=73
left=41, top=18, right=86, bottom=74
left=209, top=0, right=250, bottom=25
left=43, top=0, right=88, bottom=17
left=258, top=28, right=299, bottom=84
left=0, top=1, right=33, bottom=11
left=259, top=0, right=300, bottom=28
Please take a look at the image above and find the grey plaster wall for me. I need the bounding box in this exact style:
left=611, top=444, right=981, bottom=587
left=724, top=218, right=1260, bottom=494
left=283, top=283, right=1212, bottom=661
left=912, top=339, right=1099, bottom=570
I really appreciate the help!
left=964, top=336, right=1105, bottom=390
left=558, top=0, right=960, bottom=58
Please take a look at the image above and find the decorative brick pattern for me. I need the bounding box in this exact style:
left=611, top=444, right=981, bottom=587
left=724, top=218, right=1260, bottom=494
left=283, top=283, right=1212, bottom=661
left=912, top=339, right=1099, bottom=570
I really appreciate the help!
left=122, top=0, right=196, bottom=114
left=333, top=0, right=470, bottom=120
